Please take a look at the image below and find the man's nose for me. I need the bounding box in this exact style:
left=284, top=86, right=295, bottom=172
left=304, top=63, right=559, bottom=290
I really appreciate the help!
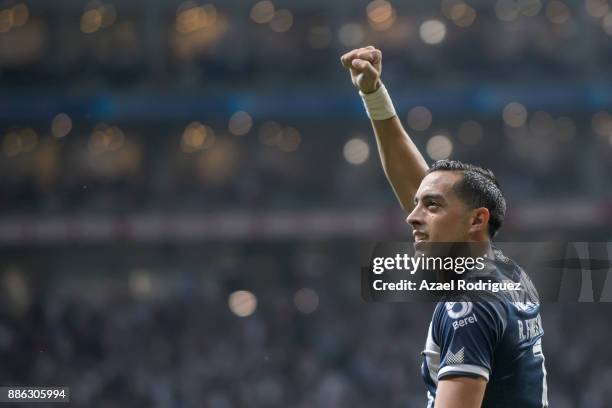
left=406, top=206, right=423, bottom=228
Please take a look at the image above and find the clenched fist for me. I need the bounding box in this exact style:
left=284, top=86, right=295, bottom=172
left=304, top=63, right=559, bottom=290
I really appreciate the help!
left=340, top=45, right=383, bottom=94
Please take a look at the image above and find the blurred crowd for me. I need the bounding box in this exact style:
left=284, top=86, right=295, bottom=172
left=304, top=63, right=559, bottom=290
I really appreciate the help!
left=1, top=115, right=610, bottom=217
left=1, top=0, right=612, bottom=406
left=2, top=0, right=612, bottom=88
left=0, top=242, right=611, bottom=407
left=1, top=0, right=612, bottom=218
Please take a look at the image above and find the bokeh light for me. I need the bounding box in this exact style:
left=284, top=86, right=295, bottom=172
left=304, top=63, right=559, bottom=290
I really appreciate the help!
left=182, top=121, right=215, bottom=153
left=269, top=9, right=293, bottom=32
left=176, top=3, right=217, bottom=33
left=129, top=269, right=155, bottom=299
left=0, top=4, right=29, bottom=32
left=88, top=124, right=125, bottom=154
left=503, top=102, right=528, bottom=127
left=546, top=0, right=571, bottom=24
left=343, top=138, right=370, bottom=165
left=228, top=111, right=253, bottom=136
left=419, top=19, right=446, bottom=45
left=407, top=106, right=433, bottom=131
left=441, top=0, right=462, bottom=19
left=81, top=9, right=103, bottom=33
left=250, top=1, right=275, bottom=24
left=294, top=288, right=319, bottom=314
left=450, top=3, right=477, bottom=27
left=3, top=129, right=38, bottom=157
left=228, top=290, right=257, bottom=317
left=277, top=127, right=301, bottom=152
left=585, top=0, right=609, bottom=18
left=426, top=134, right=453, bottom=160
left=11, top=4, right=29, bottom=27
left=79, top=2, right=118, bottom=32
left=366, top=0, right=396, bottom=31
left=367, top=0, right=392, bottom=24
left=51, top=113, right=72, bottom=138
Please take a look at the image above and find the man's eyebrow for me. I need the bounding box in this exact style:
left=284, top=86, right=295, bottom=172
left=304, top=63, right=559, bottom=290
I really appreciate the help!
left=414, top=193, right=445, bottom=204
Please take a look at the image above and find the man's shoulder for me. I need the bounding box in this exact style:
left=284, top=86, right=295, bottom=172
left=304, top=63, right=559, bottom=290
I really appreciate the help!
left=475, top=248, right=541, bottom=304
left=433, top=296, right=509, bottom=332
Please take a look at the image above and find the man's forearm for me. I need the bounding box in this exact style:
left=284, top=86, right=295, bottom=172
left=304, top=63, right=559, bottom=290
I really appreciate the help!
left=435, top=377, right=486, bottom=408
left=339, top=46, right=429, bottom=212
left=370, top=116, right=428, bottom=213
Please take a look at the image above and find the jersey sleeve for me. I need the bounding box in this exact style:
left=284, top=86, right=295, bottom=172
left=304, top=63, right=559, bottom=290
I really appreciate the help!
left=432, top=299, right=507, bottom=382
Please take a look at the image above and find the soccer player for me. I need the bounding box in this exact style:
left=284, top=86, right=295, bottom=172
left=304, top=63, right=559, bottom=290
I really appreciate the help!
left=340, top=46, right=549, bottom=408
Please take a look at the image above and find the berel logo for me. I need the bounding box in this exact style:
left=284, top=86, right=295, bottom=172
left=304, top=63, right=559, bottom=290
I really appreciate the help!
left=445, top=301, right=473, bottom=319
left=452, top=313, right=478, bottom=330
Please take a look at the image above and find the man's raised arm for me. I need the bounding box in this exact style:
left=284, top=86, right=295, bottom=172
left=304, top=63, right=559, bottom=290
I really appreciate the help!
left=340, top=46, right=428, bottom=213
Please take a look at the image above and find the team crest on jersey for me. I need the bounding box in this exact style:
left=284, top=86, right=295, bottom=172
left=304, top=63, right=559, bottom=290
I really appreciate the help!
left=445, top=301, right=473, bottom=319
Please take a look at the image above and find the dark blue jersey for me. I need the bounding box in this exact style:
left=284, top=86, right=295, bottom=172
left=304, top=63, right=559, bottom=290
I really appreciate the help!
left=421, top=250, right=548, bottom=408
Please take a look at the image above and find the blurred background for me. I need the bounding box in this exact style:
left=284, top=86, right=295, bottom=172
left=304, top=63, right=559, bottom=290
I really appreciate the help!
left=0, top=0, right=611, bottom=406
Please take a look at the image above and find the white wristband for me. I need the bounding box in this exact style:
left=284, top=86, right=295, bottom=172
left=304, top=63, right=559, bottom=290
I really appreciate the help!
left=359, top=82, right=397, bottom=121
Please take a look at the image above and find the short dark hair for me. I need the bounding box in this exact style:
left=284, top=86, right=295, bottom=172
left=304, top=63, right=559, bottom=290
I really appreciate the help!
left=427, top=160, right=507, bottom=238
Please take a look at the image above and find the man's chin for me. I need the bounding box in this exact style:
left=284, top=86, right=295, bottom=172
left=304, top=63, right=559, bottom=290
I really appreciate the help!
left=413, top=240, right=429, bottom=255
left=413, top=240, right=456, bottom=257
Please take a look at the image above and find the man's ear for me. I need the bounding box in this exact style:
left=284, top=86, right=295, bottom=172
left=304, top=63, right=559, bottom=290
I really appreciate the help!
left=469, top=207, right=490, bottom=235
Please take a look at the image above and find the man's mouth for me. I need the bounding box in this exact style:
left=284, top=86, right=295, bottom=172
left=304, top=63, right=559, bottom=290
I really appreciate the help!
left=413, top=232, right=428, bottom=242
